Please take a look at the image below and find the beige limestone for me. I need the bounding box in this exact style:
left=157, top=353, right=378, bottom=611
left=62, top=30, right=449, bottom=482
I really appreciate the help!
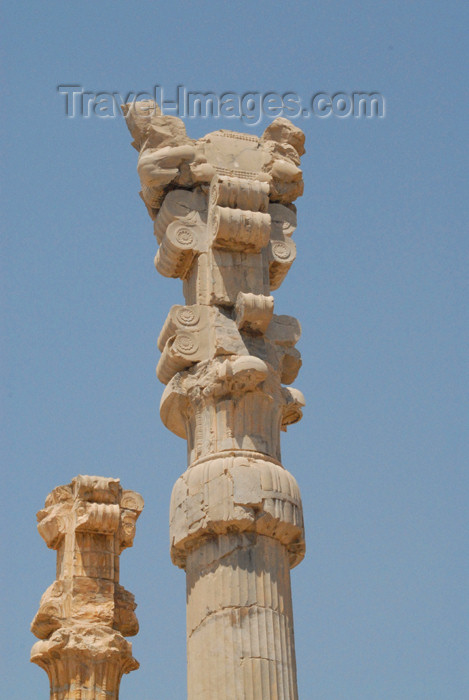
left=123, top=101, right=306, bottom=700
left=31, top=475, right=143, bottom=699
left=186, top=534, right=298, bottom=700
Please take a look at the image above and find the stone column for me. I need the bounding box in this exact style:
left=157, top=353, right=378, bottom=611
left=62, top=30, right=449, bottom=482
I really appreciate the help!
left=123, top=102, right=306, bottom=700
left=31, top=475, right=144, bottom=700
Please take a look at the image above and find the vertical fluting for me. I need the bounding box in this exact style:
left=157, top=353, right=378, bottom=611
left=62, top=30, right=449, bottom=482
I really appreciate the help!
left=186, top=533, right=298, bottom=700
left=123, top=101, right=307, bottom=699
left=33, top=635, right=136, bottom=700
left=31, top=476, right=143, bottom=700
left=170, top=451, right=304, bottom=700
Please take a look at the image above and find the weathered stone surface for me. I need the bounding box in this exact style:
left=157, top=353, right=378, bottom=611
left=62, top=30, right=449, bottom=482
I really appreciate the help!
left=186, top=534, right=298, bottom=700
left=170, top=452, right=304, bottom=570
left=123, top=102, right=306, bottom=700
left=31, top=475, right=143, bottom=699
left=122, top=101, right=304, bottom=217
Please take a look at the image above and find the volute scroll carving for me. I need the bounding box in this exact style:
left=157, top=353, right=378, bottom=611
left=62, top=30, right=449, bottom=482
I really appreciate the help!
left=123, top=104, right=308, bottom=700
left=31, top=476, right=144, bottom=699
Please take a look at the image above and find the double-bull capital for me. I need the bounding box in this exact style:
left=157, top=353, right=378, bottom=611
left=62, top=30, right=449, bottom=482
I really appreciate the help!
left=124, top=101, right=306, bottom=700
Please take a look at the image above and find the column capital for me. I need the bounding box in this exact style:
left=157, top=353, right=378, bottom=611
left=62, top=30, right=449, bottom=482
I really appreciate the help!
left=31, top=476, right=143, bottom=699
left=123, top=103, right=307, bottom=700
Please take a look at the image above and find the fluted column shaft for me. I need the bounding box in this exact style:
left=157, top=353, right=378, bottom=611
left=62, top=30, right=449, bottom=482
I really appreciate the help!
left=170, top=449, right=304, bottom=700
left=31, top=475, right=143, bottom=700
left=31, top=632, right=136, bottom=700
left=186, top=533, right=298, bottom=700
left=123, top=101, right=307, bottom=700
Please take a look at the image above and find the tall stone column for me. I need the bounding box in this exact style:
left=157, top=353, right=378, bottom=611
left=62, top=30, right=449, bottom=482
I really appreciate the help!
left=31, top=475, right=144, bottom=699
left=123, top=102, right=306, bottom=699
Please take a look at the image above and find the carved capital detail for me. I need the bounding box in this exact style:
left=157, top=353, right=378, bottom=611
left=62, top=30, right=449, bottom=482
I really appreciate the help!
left=123, top=102, right=306, bottom=564
left=123, top=103, right=309, bottom=700
left=31, top=476, right=143, bottom=699
left=170, top=452, right=305, bottom=570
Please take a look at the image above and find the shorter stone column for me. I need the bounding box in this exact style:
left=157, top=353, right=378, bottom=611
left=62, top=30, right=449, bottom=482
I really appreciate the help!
left=31, top=475, right=144, bottom=700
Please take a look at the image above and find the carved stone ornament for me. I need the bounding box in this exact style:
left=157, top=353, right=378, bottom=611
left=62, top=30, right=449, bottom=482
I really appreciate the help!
left=31, top=475, right=143, bottom=700
left=123, top=101, right=306, bottom=700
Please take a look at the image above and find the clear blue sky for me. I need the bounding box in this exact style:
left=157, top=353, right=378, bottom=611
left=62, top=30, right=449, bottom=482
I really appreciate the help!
left=1, top=1, right=467, bottom=698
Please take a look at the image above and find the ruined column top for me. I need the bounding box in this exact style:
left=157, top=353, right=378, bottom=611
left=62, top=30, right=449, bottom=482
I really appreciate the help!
left=31, top=476, right=144, bottom=699
left=122, top=100, right=305, bottom=216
